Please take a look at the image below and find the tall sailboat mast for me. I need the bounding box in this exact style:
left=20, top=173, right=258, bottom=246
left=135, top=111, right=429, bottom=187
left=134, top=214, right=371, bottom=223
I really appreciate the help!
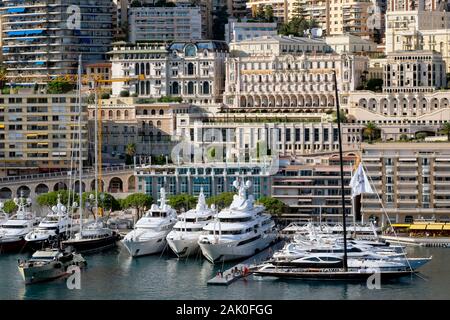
left=78, top=55, right=83, bottom=232
left=333, top=69, right=348, bottom=271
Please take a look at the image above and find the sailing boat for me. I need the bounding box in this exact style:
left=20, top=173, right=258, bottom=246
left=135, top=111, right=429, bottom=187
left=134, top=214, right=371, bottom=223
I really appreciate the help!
left=62, top=56, right=120, bottom=253
left=254, top=70, right=415, bottom=281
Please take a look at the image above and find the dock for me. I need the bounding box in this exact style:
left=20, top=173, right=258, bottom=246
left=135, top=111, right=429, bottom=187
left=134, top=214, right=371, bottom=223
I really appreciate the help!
left=207, top=240, right=285, bottom=286
left=381, top=235, right=450, bottom=247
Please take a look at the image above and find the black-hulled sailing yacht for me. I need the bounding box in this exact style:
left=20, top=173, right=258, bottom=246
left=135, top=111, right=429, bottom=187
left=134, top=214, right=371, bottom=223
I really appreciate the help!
left=253, top=70, right=416, bottom=281
left=62, top=56, right=120, bottom=253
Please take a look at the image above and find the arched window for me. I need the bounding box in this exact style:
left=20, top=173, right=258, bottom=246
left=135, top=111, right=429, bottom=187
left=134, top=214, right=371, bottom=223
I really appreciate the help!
left=148, top=121, right=153, bottom=127
left=187, top=63, right=194, bottom=75
left=101, top=110, right=105, bottom=117
left=140, top=82, right=145, bottom=95
left=116, top=110, right=121, bottom=118
left=143, top=109, right=148, bottom=115
left=140, top=63, right=144, bottom=75
left=108, top=110, right=113, bottom=118
left=125, top=110, right=129, bottom=119
left=146, top=81, right=150, bottom=95
left=135, top=63, right=139, bottom=75
left=159, top=109, right=164, bottom=115
left=202, top=82, right=210, bottom=95
left=151, top=109, right=156, bottom=115
left=157, top=132, right=162, bottom=141
left=187, top=81, right=194, bottom=94
left=146, top=62, right=150, bottom=75
left=172, top=82, right=179, bottom=95
left=157, top=120, right=161, bottom=128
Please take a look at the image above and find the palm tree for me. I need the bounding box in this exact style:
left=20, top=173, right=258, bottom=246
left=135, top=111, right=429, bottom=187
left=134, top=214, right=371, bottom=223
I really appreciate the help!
left=125, top=143, right=136, bottom=165
left=363, top=122, right=379, bottom=143
left=439, top=122, right=450, bottom=141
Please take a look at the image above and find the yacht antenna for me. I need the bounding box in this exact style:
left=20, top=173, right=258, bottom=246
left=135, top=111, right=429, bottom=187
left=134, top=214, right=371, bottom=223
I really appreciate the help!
left=333, top=69, right=348, bottom=271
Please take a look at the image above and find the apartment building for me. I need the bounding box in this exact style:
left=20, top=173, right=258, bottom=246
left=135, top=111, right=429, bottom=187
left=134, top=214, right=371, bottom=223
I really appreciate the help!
left=0, top=92, right=88, bottom=176
left=0, top=0, right=114, bottom=84
left=361, top=142, right=450, bottom=225
left=128, top=5, right=202, bottom=42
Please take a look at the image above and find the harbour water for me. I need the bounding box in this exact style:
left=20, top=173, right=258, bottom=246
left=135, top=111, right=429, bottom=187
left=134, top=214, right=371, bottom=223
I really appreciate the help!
left=1, top=245, right=449, bottom=300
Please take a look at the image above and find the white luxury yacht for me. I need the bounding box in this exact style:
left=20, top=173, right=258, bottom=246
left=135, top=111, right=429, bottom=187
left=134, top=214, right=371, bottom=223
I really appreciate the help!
left=198, top=180, right=277, bottom=263
left=122, top=188, right=177, bottom=257
left=0, top=196, right=40, bottom=253
left=166, top=188, right=216, bottom=258
left=25, top=195, right=77, bottom=250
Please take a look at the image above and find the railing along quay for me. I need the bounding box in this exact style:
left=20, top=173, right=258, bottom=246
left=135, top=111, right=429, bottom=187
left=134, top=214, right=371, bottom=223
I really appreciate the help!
left=0, top=164, right=135, bottom=185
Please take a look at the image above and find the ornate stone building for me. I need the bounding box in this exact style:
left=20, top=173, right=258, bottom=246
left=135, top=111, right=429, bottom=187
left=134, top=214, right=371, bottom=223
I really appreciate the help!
left=109, top=41, right=228, bottom=105
left=224, top=36, right=369, bottom=110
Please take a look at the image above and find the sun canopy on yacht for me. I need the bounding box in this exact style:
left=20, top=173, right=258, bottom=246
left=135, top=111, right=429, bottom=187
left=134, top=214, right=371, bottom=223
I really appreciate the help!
left=409, top=224, right=427, bottom=230
left=426, top=224, right=444, bottom=230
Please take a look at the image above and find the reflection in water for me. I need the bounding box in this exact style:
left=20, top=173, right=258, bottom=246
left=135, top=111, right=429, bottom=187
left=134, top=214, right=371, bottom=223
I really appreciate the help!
left=0, top=246, right=449, bottom=300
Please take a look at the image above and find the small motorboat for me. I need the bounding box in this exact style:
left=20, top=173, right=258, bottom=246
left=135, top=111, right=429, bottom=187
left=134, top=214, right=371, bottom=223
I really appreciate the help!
left=18, top=248, right=86, bottom=284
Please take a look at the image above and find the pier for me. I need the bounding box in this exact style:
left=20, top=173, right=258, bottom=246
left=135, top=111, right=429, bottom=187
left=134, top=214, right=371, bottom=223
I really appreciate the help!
left=207, top=240, right=285, bottom=286
left=381, top=235, right=450, bottom=247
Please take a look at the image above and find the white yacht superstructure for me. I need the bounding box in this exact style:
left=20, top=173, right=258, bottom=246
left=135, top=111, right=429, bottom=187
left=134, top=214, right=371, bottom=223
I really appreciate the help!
left=122, top=188, right=177, bottom=257
left=0, top=196, right=40, bottom=253
left=198, top=180, right=277, bottom=263
left=25, top=195, right=77, bottom=250
left=166, top=189, right=216, bottom=258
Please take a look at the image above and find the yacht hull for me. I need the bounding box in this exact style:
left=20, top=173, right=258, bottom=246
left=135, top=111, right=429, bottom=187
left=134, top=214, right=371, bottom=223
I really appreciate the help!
left=166, top=237, right=200, bottom=258
left=62, top=234, right=120, bottom=253
left=0, top=238, right=27, bottom=253
left=18, top=256, right=86, bottom=285
left=253, top=269, right=414, bottom=281
left=122, top=237, right=168, bottom=257
left=199, top=234, right=276, bottom=263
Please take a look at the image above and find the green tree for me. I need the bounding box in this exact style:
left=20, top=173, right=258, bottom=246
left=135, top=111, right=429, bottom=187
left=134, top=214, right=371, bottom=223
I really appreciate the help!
left=332, top=110, right=348, bottom=123
left=36, top=191, right=79, bottom=208
left=291, top=0, right=305, bottom=19
left=120, top=90, right=130, bottom=97
left=168, top=194, right=197, bottom=211
left=82, top=192, right=120, bottom=218
left=257, top=196, right=287, bottom=216
left=363, top=121, right=379, bottom=143
left=439, top=122, right=450, bottom=141
left=3, top=200, right=17, bottom=214
left=125, top=143, right=136, bottom=165
left=206, top=192, right=235, bottom=210
left=399, top=133, right=409, bottom=141
left=364, top=78, right=383, bottom=92
left=122, top=193, right=153, bottom=219
left=264, top=5, right=275, bottom=22
left=47, top=79, right=74, bottom=94
left=212, top=5, right=229, bottom=40
left=415, top=132, right=428, bottom=141
left=255, top=5, right=265, bottom=20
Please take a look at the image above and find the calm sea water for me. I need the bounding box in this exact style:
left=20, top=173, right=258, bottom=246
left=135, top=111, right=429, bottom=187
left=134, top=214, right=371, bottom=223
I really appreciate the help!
left=1, top=245, right=449, bottom=300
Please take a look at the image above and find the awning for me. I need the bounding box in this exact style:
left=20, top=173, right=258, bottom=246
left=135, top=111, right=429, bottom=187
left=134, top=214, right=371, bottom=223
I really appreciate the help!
left=35, top=61, right=45, bottom=65
left=0, top=125, right=4, bottom=129
left=26, top=134, right=38, bottom=137
left=25, top=30, right=43, bottom=35
left=443, top=225, right=450, bottom=230
left=7, top=7, right=25, bottom=13
left=409, top=224, right=427, bottom=230
left=2, top=47, right=9, bottom=52
left=391, top=224, right=411, bottom=228
left=426, top=224, right=444, bottom=230
left=7, top=31, right=25, bottom=36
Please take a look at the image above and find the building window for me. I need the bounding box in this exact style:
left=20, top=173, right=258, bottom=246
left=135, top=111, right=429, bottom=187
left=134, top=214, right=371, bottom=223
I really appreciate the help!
left=171, top=82, right=179, bottom=95
left=187, top=63, right=195, bottom=75
left=187, top=81, right=194, bottom=94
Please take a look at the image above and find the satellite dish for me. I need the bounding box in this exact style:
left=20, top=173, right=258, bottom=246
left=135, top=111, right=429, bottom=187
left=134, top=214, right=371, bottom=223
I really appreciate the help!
left=311, top=28, right=323, bottom=38
left=61, top=205, right=67, bottom=212
left=232, top=180, right=240, bottom=189
left=52, top=206, right=57, bottom=212
left=245, top=180, right=252, bottom=189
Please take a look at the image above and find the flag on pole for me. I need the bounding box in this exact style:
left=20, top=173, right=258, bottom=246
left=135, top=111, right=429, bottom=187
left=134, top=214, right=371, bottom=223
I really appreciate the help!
left=349, top=163, right=374, bottom=198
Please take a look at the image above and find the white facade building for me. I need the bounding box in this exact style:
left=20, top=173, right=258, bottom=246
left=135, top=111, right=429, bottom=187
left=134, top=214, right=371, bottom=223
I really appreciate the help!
left=225, top=36, right=369, bottom=110
left=109, top=41, right=228, bottom=105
